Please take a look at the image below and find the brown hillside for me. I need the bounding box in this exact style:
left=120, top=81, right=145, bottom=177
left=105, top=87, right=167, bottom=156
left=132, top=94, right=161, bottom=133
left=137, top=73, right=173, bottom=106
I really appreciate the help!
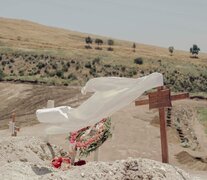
left=0, top=17, right=207, bottom=63
left=0, top=17, right=206, bottom=92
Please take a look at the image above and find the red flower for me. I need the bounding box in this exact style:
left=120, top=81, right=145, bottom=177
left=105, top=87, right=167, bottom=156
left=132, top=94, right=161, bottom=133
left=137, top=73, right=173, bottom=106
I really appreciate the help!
left=74, top=160, right=86, bottom=166
left=52, top=157, right=62, bottom=168
left=52, top=157, right=71, bottom=168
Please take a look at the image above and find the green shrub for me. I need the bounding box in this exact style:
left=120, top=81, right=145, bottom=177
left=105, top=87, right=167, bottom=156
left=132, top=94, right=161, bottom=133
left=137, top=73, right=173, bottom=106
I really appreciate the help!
left=56, top=70, right=64, bottom=78
left=140, top=70, right=144, bottom=74
left=52, top=63, right=58, bottom=70
left=44, top=69, right=49, bottom=74
left=68, top=73, right=77, bottom=80
left=132, top=69, right=137, bottom=75
left=71, top=60, right=75, bottom=64
left=1, top=61, right=6, bottom=66
left=104, top=64, right=111, bottom=68
left=37, top=62, right=45, bottom=69
left=66, top=62, right=70, bottom=68
left=76, top=65, right=80, bottom=70
left=10, top=59, right=15, bottom=63
left=92, top=58, right=101, bottom=65
left=49, top=71, right=56, bottom=77
left=0, top=69, right=4, bottom=80
left=19, top=70, right=24, bottom=76
left=28, top=71, right=34, bottom=76
left=134, top=57, right=143, bottom=65
left=85, top=62, right=92, bottom=69
left=121, top=66, right=126, bottom=72
left=62, top=64, right=68, bottom=72
left=89, top=68, right=97, bottom=76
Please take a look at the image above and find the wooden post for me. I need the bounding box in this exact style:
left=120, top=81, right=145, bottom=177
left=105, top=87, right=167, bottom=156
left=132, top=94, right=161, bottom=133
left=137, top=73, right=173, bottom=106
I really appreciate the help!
left=157, top=87, right=169, bottom=163
left=159, top=107, right=169, bottom=163
left=135, top=86, right=189, bottom=163
left=10, top=113, right=15, bottom=136
left=9, top=113, right=20, bottom=137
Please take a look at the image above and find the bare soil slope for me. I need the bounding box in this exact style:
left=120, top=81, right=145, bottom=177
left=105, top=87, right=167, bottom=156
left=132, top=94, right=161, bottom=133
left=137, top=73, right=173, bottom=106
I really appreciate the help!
left=0, top=82, right=89, bottom=129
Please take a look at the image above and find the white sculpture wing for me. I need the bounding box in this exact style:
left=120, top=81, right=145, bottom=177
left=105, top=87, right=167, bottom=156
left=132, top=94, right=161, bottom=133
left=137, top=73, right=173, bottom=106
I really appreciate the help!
left=36, top=72, right=163, bottom=134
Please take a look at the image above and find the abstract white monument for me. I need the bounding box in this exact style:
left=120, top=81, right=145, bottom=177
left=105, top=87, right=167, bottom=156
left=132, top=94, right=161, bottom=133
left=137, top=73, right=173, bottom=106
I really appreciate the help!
left=36, top=72, right=163, bottom=134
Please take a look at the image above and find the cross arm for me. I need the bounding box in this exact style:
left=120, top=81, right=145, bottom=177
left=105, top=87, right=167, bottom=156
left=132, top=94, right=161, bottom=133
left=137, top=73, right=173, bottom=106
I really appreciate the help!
left=135, top=99, right=149, bottom=106
left=171, top=93, right=189, bottom=101
left=135, top=92, right=189, bottom=106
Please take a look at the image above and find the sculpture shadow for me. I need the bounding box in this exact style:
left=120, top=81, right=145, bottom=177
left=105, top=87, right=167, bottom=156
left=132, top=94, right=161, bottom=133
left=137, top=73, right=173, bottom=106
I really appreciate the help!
left=31, top=165, right=52, bottom=175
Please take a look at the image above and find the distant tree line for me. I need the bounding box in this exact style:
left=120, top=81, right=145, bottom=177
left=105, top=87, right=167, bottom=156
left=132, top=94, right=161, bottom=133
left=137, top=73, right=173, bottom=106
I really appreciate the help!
left=168, top=44, right=201, bottom=58
left=85, top=36, right=113, bottom=51
left=85, top=37, right=137, bottom=52
left=85, top=36, right=201, bottom=58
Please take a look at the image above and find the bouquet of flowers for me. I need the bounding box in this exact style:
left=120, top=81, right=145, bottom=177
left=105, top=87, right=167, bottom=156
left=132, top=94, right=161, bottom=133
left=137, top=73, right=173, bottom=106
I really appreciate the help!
left=68, top=117, right=112, bottom=157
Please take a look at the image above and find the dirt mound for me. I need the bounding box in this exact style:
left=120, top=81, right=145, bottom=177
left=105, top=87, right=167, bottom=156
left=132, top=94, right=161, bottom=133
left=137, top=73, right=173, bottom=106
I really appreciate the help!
left=0, top=158, right=192, bottom=180
left=0, top=136, right=192, bottom=180
left=0, top=136, right=67, bottom=167
left=169, top=105, right=200, bottom=150
left=176, top=151, right=207, bottom=171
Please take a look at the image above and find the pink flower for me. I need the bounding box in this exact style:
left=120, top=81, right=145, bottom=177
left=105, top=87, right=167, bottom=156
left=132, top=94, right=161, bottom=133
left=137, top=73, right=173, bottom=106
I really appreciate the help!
left=69, top=132, right=78, bottom=144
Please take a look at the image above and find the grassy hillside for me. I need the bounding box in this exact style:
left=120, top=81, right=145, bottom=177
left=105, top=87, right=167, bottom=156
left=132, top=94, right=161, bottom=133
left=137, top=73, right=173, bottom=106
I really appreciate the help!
left=0, top=17, right=207, bottom=92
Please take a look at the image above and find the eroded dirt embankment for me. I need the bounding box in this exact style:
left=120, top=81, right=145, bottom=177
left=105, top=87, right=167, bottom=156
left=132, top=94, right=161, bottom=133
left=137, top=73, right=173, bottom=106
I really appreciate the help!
left=0, top=82, right=88, bottom=129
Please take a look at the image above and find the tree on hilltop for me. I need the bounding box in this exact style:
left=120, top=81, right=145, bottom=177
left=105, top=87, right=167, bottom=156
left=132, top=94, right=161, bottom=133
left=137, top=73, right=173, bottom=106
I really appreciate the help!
left=168, top=46, right=174, bottom=56
left=85, top=36, right=93, bottom=49
left=107, top=39, right=114, bottom=51
left=95, top=38, right=103, bottom=50
left=190, top=44, right=200, bottom=58
left=132, top=43, right=136, bottom=52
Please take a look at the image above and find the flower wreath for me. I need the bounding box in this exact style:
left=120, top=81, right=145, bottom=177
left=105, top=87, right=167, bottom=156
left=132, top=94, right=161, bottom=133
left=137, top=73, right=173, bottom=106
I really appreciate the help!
left=68, top=117, right=112, bottom=157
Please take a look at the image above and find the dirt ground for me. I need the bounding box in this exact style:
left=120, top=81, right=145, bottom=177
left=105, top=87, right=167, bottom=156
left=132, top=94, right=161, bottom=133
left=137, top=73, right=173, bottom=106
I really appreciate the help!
left=0, top=82, right=207, bottom=178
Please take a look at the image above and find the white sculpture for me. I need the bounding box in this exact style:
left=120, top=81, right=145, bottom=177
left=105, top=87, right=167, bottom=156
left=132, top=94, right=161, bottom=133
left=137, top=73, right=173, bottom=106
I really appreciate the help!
left=36, top=72, right=163, bottom=134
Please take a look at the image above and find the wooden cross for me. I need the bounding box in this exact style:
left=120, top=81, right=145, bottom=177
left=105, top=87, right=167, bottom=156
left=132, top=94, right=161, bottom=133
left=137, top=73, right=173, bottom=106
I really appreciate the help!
left=135, top=86, right=189, bottom=163
left=9, top=113, right=20, bottom=136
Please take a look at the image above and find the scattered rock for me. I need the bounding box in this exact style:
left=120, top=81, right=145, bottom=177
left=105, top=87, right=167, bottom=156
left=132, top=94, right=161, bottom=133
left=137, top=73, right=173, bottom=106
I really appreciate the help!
left=81, top=172, right=85, bottom=177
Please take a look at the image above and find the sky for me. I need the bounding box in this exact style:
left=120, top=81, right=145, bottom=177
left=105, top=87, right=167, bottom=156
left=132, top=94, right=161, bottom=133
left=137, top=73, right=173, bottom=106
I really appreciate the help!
left=0, top=0, right=207, bottom=52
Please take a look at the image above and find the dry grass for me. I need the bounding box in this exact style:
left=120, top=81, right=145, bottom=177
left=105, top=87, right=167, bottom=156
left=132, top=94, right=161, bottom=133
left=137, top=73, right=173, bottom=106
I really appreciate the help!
left=0, top=17, right=206, bottom=66
left=0, top=17, right=207, bottom=93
